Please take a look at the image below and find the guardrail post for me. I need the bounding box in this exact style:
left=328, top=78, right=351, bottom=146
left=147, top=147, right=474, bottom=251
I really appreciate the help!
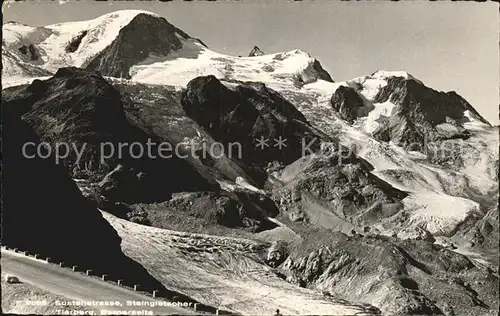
left=152, top=290, right=158, bottom=298
left=86, top=270, right=92, bottom=276
left=101, top=274, right=107, bottom=281
left=117, top=279, right=123, bottom=286
left=13, top=248, right=18, bottom=252
left=46, top=257, right=51, bottom=263
left=216, top=309, right=220, bottom=315
left=133, top=285, right=139, bottom=291
left=59, top=262, right=64, bottom=267
left=34, top=254, right=39, bottom=259
left=194, top=303, right=198, bottom=311
left=23, top=251, right=28, bottom=255
left=72, top=265, right=78, bottom=271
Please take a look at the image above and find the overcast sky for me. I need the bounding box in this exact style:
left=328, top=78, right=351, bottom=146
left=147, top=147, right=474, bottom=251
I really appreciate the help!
left=3, top=1, right=498, bottom=124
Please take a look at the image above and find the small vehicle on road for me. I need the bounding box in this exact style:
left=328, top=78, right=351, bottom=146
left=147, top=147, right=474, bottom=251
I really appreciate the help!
left=4, top=274, right=21, bottom=284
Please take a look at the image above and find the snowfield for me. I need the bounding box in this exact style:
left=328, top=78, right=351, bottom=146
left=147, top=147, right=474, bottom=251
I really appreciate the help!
left=130, top=39, right=333, bottom=91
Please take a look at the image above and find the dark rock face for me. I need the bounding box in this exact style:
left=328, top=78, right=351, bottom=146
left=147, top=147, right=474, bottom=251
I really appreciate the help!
left=111, top=81, right=268, bottom=188
left=4, top=67, right=130, bottom=178
left=330, top=86, right=368, bottom=123
left=1, top=101, right=168, bottom=293
left=312, top=59, right=334, bottom=83
left=85, top=13, right=190, bottom=78
left=291, top=58, right=334, bottom=86
left=455, top=206, right=499, bottom=265
left=278, top=232, right=499, bottom=316
left=181, top=75, right=323, bottom=167
left=65, top=30, right=88, bottom=53
left=266, top=241, right=289, bottom=268
left=132, top=190, right=279, bottom=234
left=371, top=76, right=490, bottom=148
left=248, top=45, right=265, bottom=57
left=2, top=67, right=216, bottom=204
left=18, top=44, right=41, bottom=61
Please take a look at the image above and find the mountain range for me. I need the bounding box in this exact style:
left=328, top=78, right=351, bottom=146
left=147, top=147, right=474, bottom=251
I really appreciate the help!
left=2, top=10, right=498, bottom=316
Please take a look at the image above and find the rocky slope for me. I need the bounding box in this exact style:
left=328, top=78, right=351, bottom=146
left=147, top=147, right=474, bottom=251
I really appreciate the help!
left=2, top=44, right=52, bottom=78
left=2, top=68, right=298, bottom=232
left=366, top=75, right=489, bottom=149
left=344, top=71, right=491, bottom=138
left=272, top=154, right=408, bottom=230
left=2, top=67, right=216, bottom=204
left=276, top=231, right=499, bottom=316
left=330, top=85, right=371, bottom=124
left=1, top=98, right=169, bottom=294
left=181, top=75, right=324, bottom=167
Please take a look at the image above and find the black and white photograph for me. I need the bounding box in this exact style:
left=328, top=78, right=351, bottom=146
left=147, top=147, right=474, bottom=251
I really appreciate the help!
left=1, top=1, right=499, bottom=315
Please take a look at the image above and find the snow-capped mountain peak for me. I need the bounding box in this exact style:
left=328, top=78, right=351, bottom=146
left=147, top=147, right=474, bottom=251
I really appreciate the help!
left=2, top=10, right=184, bottom=79
left=248, top=45, right=265, bottom=57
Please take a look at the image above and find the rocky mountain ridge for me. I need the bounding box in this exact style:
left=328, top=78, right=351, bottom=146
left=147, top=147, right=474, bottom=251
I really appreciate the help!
left=248, top=45, right=265, bottom=57
left=1, top=95, right=168, bottom=294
